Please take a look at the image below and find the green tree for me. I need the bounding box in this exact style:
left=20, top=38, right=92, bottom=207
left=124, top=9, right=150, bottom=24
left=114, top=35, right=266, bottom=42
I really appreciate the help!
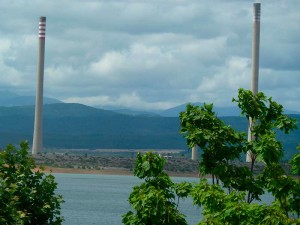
left=122, top=152, right=191, bottom=225
left=0, top=141, right=64, bottom=225
left=191, top=179, right=295, bottom=225
left=290, top=144, right=300, bottom=176
left=179, top=102, right=246, bottom=186
left=180, top=88, right=300, bottom=224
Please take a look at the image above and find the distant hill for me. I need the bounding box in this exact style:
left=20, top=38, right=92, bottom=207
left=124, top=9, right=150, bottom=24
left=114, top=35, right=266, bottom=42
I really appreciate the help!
left=0, top=91, right=62, bottom=106
left=95, top=105, right=160, bottom=117
left=100, top=108, right=159, bottom=117
left=0, top=103, right=185, bottom=150
left=102, top=103, right=300, bottom=117
left=159, top=102, right=300, bottom=117
left=159, top=103, right=244, bottom=117
left=94, top=102, right=300, bottom=117
left=0, top=103, right=298, bottom=161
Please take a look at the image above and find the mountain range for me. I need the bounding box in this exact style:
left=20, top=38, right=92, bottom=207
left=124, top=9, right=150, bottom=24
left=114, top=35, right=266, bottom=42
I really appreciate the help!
left=0, top=103, right=185, bottom=150
left=0, top=91, right=62, bottom=107
left=0, top=91, right=299, bottom=160
left=0, top=102, right=298, bottom=160
left=158, top=103, right=300, bottom=117
left=1, top=91, right=299, bottom=117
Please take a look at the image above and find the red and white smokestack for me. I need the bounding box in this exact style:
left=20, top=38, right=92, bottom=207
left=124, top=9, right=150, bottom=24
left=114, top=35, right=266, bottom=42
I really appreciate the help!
left=39, top=17, right=46, bottom=39
left=247, top=3, right=261, bottom=162
left=32, top=17, right=46, bottom=154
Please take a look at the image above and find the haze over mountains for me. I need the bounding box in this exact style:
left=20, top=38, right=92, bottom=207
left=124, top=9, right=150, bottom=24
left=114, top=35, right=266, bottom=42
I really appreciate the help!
left=0, top=91, right=62, bottom=107
left=0, top=91, right=299, bottom=160
left=159, top=103, right=300, bottom=117
left=1, top=91, right=299, bottom=117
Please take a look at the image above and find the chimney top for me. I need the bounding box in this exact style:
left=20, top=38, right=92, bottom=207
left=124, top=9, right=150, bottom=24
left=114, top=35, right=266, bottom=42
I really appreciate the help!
left=253, top=3, right=261, bottom=22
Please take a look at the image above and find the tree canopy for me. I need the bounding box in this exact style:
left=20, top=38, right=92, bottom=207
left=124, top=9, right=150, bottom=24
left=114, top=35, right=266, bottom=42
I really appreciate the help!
left=180, top=88, right=300, bottom=223
left=122, top=151, right=191, bottom=225
left=0, top=141, right=64, bottom=225
left=123, top=89, right=300, bottom=225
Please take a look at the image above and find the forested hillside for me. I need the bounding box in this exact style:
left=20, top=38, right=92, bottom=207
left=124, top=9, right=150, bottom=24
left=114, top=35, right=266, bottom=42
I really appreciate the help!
left=0, top=103, right=185, bottom=149
left=0, top=103, right=298, bottom=160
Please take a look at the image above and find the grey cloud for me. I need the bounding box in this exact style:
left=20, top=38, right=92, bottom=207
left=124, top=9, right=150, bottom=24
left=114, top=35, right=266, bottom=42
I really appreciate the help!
left=0, top=0, right=299, bottom=111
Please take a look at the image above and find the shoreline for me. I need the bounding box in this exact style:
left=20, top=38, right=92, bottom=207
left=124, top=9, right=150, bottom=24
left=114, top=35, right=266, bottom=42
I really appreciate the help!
left=37, top=166, right=201, bottom=178
left=33, top=166, right=300, bottom=180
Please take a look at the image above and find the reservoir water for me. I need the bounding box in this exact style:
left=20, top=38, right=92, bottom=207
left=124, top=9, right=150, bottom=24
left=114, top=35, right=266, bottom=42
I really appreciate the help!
left=55, top=173, right=200, bottom=225
left=54, top=173, right=272, bottom=225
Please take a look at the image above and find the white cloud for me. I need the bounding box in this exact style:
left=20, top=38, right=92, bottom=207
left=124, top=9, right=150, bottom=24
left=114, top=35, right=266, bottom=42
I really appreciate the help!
left=45, top=66, right=78, bottom=85
left=89, top=43, right=176, bottom=77
left=64, top=92, right=175, bottom=110
left=0, top=38, right=24, bottom=87
left=0, top=39, right=11, bottom=53
left=0, top=0, right=299, bottom=111
left=192, top=57, right=251, bottom=106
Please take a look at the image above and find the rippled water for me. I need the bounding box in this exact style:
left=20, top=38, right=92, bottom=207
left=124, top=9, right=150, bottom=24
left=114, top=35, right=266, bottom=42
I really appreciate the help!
left=54, top=173, right=272, bottom=225
left=55, top=173, right=200, bottom=225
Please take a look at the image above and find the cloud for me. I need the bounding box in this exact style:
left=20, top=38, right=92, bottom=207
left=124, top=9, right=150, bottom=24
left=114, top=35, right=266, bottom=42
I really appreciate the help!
left=0, top=38, right=24, bottom=87
left=0, top=0, right=299, bottom=111
left=191, top=57, right=251, bottom=105
left=89, top=42, right=178, bottom=80
left=64, top=92, right=175, bottom=110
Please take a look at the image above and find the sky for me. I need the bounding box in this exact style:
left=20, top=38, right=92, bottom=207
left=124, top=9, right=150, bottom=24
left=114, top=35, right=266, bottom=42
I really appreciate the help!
left=0, top=0, right=299, bottom=111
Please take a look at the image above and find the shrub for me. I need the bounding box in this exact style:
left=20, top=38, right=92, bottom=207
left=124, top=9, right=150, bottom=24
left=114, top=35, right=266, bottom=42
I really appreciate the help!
left=0, top=141, right=64, bottom=225
left=122, top=152, right=190, bottom=225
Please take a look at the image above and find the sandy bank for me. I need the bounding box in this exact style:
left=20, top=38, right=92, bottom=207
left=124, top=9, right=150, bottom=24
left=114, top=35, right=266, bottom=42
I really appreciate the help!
left=36, top=166, right=201, bottom=178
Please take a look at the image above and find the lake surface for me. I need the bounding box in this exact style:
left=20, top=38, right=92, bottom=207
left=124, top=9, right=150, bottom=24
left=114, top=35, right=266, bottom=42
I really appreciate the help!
left=55, top=173, right=201, bottom=225
left=54, top=173, right=272, bottom=225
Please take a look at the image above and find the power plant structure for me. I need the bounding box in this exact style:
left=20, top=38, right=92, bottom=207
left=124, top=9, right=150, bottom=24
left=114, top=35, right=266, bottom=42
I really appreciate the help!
left=191, top=145, right=198, bottom=161
left=32, top=17, right=46, bottom=154
left=247, top=3, right=261, bottom=162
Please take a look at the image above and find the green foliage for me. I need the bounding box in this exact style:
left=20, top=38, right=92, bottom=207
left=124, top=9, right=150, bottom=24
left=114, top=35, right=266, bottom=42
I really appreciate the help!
left=133, top=151, right=166, bottom=179
left=233, top=89, right=297, bottom=162
left=180, top=88, right=300, bottom=224
left=290, top=144, right=300, bottom=176
left=0, top=141, right=64, bottom=225
left=122, top=152, right=189, bottom=225
left=180, top=102, right=246, bottom=183
left=123, top=89, right=299, bottom=225
left=190, top=179, right=295, bottom=225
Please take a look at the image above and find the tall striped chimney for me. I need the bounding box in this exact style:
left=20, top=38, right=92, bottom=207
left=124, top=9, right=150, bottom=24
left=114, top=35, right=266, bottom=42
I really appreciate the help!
left=32, top=17, right=46, bottom=154
left=247, top=3, right=261, bottom=162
